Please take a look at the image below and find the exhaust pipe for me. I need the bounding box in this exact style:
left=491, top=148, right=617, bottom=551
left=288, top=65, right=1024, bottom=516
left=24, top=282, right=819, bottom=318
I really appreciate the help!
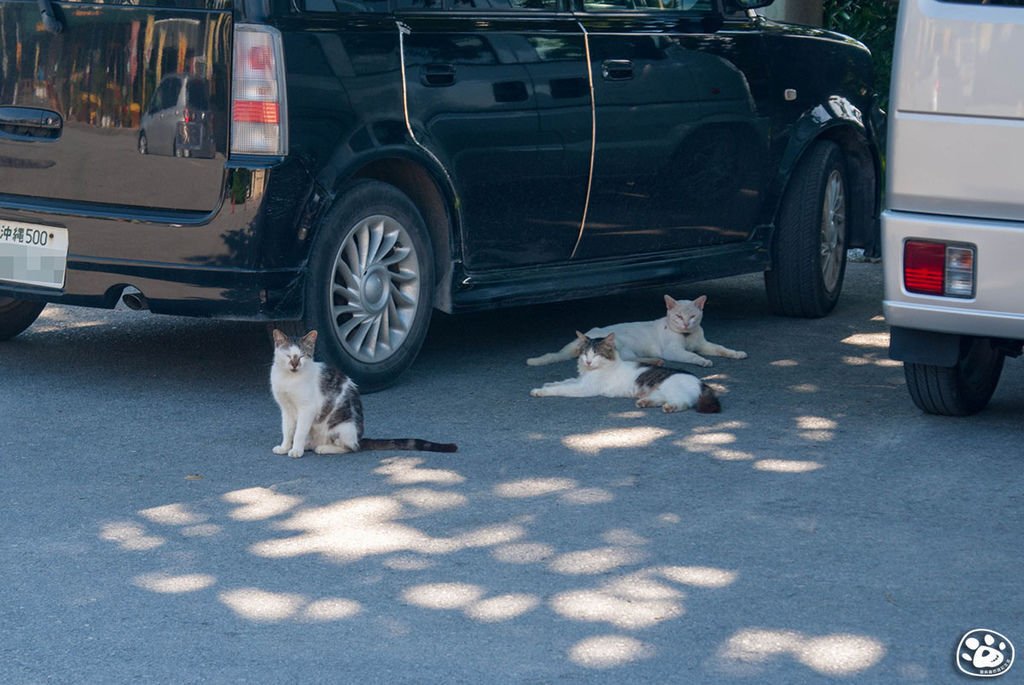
left=121, top=291, right=149, bottom=311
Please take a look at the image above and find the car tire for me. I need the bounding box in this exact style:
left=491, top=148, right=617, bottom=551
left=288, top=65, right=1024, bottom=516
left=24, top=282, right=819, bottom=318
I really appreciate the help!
left=903, top=336, right=1005, bottom=416
left=303, top=180, right=436, bottom=392
left=138, top=132, right=148, bottom=155
left=765, top=140, right=848, bottom=318
left=0, top=297, right=46, bottom=341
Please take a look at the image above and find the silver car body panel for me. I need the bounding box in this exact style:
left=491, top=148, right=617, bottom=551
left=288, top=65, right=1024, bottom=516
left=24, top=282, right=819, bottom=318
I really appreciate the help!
left=883, top=0, right=1024, bottom=340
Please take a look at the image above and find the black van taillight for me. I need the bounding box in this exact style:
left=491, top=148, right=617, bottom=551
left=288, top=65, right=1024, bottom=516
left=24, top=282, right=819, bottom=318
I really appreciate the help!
left=231, top=25, right=288, bottom=156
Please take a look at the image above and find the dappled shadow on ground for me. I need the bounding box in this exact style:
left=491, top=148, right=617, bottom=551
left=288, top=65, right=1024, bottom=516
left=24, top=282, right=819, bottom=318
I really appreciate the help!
left=7, top=264, right=1022, bottom=680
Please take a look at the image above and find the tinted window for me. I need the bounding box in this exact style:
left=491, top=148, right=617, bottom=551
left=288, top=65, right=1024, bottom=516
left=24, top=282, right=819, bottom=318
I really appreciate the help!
left=302, top=0, right=390, bottom=12
left=186, top=80, right=210, bottom=109
left=583, top=0, right=713, bottom=10
left=937, top=0, right=1024, bottom=4
left=450, top=0, right=561, bottom=9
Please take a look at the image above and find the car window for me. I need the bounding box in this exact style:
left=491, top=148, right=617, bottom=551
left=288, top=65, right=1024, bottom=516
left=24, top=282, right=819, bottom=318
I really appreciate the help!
left=186, top=80, right=210, bottom=110
left=583, top=0, right=714, bottom=11
left=449, top=0, right=561, bottom=9
left=301, top=0, right=389, bottom=12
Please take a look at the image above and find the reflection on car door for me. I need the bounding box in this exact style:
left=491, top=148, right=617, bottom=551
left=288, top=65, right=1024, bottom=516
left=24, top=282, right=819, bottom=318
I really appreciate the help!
left=573, top=0, right=770, bottom=260
left=398, top=0, right=590, bottom=270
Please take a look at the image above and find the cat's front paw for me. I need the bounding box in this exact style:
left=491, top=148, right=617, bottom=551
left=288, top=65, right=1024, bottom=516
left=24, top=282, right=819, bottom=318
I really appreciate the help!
left=697, top=358, right=713, bottom=368
left=530, top=388, right=545, bottom=397
left=287, top=447, right=305, bottom=458
left=272, top=445, right=290, bottom=455
left=731, top=350, right=748, bottom=360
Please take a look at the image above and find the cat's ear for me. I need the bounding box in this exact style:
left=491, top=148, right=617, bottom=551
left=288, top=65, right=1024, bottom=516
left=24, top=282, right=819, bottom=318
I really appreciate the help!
left=694, top=295, right=707, bottom=310
left=301, top=330, right=318, bottom=352
left=576, top=330, right=588, bottom=342
left=272, top=329, right=289, bottom=348
left=664, top=294, right=678, bottom=310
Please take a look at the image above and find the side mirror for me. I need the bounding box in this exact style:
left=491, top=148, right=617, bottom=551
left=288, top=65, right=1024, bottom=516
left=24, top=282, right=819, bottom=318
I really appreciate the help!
left=724, top=0, right=774, bottom=10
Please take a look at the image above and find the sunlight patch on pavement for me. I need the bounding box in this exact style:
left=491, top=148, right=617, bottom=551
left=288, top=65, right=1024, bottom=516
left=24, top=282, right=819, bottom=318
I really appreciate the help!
left=100, top=521, right=164, bottom=551
left=374, top=457, right=465, bottom=486
left=493, top=477, right=577, bottom=498
left=138, top=503, right=207, bottom=526
left=569, top=635, right=655, bottom=669
left=562, top=426, right=672, bottom=455
left=218, top=588, right=362, bottom=623
left=394, top=488, right=467, bottom=512
left=492, top=542, right=556, bottom=564
left=561, top=487, right=615, bottom=505
left=658, top=566, right=738, bottom=589
left=464, top=594, right=539, bottom=623
left=841, top=332, right=890, bottom=349
left=403, top=582, right=485, bottom=609
left=549, top=546, right=646, bottom=575
left=717, top=628, right=885, bottom=677
left=133, top=572, right=216, bottom=594
left=753, top=459, right=824, bottom=474
left=222, top=487, right=301, bottom=522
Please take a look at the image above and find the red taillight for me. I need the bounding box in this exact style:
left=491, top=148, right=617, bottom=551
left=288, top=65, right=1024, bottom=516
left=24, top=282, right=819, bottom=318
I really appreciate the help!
left=231, top=25, right=287, bottom=156
left=904, top=241, right=946, bottom=296
left=903, top=240, right=976, bottom=298
left=232, top=101, right=279, bottom=124
left=248, top=46, right=273, bottom=72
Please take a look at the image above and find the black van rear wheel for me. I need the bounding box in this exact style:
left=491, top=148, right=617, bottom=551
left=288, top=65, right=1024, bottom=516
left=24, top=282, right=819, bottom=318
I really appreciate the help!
left=0, top=297, right=46, bottom=340
left=304, top=181, right=435, bottom=392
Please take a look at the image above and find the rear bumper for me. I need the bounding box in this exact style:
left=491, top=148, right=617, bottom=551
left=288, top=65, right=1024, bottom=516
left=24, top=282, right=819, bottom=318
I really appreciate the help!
left=882, top=209, right=1024, bottom=340
left=0, top=261, right=304, bottom=319
left=0, top=161, right=313, bottom=320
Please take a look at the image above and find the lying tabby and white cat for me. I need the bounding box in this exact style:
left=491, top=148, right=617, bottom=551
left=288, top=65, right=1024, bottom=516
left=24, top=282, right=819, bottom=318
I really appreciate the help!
left=531, top=333, right=721, bottom=414
left=270, top=330, right=457, bottom=457
left=527, top=295, right=746, bottom=368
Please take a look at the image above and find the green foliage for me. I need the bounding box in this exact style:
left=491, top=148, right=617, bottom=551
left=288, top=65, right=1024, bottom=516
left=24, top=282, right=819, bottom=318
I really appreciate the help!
left=824, top=0, right=899, bottom=109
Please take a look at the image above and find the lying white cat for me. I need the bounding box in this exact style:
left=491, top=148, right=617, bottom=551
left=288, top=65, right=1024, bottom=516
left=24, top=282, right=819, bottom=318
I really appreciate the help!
left=527, top=294, right=746, bottom=368
left=530, top=332, right=721, bottom=413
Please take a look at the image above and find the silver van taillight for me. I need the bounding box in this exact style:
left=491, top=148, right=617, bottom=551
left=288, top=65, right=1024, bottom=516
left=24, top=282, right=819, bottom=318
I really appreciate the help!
left=231, top=24, right=288, bottom=156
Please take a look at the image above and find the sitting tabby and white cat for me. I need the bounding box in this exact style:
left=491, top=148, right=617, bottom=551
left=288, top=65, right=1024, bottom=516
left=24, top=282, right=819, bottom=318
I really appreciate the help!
left=527, top=295, right=746, bottom=368
left=530, top=333, right=721, bottom=414
left=270, top=330, right=457, bottom=457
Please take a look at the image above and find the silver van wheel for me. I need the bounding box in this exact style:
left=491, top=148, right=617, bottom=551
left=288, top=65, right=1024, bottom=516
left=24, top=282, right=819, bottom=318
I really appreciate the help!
left=329, top=215, right=420, bottom=364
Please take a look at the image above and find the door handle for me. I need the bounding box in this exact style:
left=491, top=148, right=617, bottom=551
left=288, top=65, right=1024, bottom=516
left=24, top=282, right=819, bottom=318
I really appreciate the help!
left=0, top=106, right=62, bottom=141
left=421, top=64, right=456, bottom=87
left=601, top=59, right=634, bottom=81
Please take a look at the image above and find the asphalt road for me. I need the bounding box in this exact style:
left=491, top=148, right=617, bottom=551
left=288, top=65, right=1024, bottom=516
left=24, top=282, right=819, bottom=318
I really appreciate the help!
left=2, top=263, right=1021, bottom=684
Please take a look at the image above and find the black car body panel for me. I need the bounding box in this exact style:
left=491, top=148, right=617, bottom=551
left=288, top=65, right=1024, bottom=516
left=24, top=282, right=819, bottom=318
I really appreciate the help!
left=0, top=0, right=882, bottom=379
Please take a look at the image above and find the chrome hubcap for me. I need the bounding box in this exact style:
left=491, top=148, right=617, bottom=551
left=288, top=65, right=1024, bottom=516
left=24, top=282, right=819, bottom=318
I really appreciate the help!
left=820, top=169, right=846, bottom=292
left=329, top=215, right=420, bottom=363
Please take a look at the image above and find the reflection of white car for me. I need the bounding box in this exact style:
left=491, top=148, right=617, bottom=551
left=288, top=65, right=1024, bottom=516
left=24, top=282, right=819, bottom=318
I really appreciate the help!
left=138, top=74, right=215, bottom=159
left=883, top=0, right=1024, bottom=415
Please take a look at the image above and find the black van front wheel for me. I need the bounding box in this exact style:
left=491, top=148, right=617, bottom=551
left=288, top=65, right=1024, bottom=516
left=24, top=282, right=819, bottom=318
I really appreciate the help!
left=765, top=140, right=849, bottom=318
left=304, top=181, right=435, bottom=392
left=0, top=297, right=46, bottom=341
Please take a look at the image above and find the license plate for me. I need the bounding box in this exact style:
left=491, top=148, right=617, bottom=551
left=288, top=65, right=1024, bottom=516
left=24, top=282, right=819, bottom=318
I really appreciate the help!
left=0, top=219, right=68, bottom=289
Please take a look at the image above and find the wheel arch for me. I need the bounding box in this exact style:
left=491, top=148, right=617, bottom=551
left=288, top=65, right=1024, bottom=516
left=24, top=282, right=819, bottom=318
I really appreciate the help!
left=314, top=149, right=462, bottom=313
left=768, top=103, right=882, bottom=257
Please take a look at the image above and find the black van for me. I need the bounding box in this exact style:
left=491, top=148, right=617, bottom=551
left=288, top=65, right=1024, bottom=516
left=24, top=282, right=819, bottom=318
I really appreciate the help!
left=0, top=0, right=882, bottom=389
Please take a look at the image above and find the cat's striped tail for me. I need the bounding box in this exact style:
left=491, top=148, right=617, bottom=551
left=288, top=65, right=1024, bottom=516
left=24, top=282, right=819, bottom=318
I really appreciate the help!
left=527, top=339, right=583, bottom=366
left=360, top=438, right=458, bottom=453
left=696, top=383, right=721, bottom=414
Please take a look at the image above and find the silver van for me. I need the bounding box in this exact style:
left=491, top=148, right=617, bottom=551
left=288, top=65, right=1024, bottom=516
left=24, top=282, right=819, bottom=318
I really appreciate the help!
left=883, top=0, right=1024, bottom=415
